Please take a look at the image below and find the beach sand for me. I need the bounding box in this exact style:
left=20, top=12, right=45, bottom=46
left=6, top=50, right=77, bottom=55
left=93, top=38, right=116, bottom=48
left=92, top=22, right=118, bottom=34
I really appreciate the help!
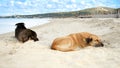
left=0, top=18, right=120, bottom=68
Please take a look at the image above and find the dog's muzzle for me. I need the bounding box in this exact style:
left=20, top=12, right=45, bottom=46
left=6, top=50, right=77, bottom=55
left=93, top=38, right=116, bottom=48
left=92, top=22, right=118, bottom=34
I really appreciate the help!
left=95, top=42, right=104, bottom=47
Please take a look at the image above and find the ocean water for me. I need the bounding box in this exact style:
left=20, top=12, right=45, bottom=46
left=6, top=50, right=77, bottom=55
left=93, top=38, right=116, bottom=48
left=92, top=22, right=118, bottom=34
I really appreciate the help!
left=0, top=18, right=50, bottom=34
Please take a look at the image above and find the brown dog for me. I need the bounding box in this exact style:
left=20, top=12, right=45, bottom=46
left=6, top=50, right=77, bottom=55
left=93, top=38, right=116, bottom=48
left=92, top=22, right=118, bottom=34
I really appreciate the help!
left=15, top=23, right=39, bottom=43
left=51, top=32, right=104, bottom=52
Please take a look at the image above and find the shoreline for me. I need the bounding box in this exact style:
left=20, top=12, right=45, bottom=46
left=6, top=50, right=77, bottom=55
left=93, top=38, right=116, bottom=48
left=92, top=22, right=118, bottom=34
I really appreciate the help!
left=0, top=18, right=50, bottom=35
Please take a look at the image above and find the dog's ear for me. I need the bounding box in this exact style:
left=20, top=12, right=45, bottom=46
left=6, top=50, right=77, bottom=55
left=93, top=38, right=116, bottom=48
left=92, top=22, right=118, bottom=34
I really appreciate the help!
left=15, top=23, right=18, bottom=26
left=86, top=38, right=92, bottom=44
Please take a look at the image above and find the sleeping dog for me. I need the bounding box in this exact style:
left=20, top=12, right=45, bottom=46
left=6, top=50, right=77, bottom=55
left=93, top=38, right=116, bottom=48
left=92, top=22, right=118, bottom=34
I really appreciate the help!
left=15, top=23, right=39, bottom=43
left=51, top=32, right=104, bottom=52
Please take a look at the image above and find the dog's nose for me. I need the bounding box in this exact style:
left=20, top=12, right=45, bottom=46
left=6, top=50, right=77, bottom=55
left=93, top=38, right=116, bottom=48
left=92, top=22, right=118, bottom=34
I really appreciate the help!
left=101, top=43, right=104, bottom=47
left=95, top=42, right=104, bottom=47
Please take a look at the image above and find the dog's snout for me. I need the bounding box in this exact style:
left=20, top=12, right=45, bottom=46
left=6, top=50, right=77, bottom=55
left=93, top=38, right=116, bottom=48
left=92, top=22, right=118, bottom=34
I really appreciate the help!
left=101, top=43, right=104, bottom=47
left=95, top=42, right=104, bottom=47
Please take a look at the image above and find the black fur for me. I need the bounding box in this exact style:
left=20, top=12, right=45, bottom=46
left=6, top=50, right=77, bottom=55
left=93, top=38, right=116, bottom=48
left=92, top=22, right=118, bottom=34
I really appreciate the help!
left=86, top=38, right=92, bottom=44
left=15, top=23, right=39, bottom=43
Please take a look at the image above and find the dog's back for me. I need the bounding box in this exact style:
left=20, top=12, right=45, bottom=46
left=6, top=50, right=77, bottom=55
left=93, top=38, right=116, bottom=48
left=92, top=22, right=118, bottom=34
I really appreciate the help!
left=17, top=29, right=38, bottom=42
left=15, top=23, right=26, bottom=38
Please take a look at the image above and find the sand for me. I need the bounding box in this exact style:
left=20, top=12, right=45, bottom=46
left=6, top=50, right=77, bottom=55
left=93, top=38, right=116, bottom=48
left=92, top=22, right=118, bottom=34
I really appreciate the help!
left=0, top=18, right=120, bottom=68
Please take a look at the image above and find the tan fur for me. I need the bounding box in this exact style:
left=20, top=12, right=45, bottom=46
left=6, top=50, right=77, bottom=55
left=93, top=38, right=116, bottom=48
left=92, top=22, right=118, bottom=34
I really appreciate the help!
left=51, top=32, right=103, bottom=52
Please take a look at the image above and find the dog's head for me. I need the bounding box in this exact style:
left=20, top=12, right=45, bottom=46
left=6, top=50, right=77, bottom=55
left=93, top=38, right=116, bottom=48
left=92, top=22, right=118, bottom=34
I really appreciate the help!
left=85, top=35, right=104, bottom=47
left=15, top=23, right=26, bottom=29
left=15, top=23, right=24, bottom=26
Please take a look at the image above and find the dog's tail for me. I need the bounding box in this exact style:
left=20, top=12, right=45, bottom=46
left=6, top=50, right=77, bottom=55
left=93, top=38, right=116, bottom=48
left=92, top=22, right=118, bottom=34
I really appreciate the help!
left=33, top=37, right=39, bottom=41
left=28, top=30, right=39, bottom=42
left=28, top=35, right=39, bottom=41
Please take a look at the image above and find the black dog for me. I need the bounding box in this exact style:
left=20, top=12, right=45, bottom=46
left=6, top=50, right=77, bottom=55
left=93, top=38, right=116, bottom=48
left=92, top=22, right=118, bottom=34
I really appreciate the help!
left=15, top=23, right=39, bottom=43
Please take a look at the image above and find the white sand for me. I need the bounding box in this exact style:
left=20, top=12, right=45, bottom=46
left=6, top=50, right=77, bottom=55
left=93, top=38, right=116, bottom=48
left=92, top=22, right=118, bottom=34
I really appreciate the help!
left=0, top=18, right=120, bottom=68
